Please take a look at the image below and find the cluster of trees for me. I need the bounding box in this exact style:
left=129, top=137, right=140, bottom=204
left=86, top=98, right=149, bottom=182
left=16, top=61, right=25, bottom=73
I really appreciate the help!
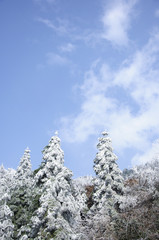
left=0, top=132, right=159, bottom=239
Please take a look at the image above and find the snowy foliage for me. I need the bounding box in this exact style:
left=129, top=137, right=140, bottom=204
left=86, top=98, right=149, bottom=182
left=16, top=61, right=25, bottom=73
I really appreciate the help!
left=15, top=148, right=32, bottom=182
left=30, top=135, right=82, bottom=239
left=0, top=165, right=14, bottom=239
left=0, top=132, right=159, bottom=239
left=133, top=157, right=159, bottom=190
left=0, top=204, right=14, bottom=240
left=0, top=165, right=15, bottom=196
left=92, top=131, right=124, bottom=217
left=35, top=136, right=65, bottom=185
left=73, top=176, right=94, bottom=188
left=72, top=176, right=95, bottom=223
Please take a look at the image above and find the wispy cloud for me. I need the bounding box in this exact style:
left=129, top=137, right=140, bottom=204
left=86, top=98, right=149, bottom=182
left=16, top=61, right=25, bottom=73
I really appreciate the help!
left=46, top=52, right=69, bottom=65
left=60, top=31, right=159, bottom=166
left=35, top=0, right=138, bottom=49
left=37, top=18, right=72, bottom=35
left=59, top=43, right=75, bottom=53
left=101, top=0, right=138, bottom=46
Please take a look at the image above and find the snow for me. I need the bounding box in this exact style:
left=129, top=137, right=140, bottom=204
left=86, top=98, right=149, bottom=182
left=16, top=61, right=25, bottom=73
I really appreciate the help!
left=0, top=132, right=159, bottom=239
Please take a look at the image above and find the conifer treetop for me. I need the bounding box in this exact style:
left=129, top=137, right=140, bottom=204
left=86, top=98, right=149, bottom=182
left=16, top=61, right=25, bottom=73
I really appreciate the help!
left=101, top=131, right=109, bottom=137
left=35, top=134, right=66, bottom=185
left=42, top=134, right=64, bottom=165
left=93, top=131, right=124, bottom=216
left=94, top=131, right=118, bottom=177
left=55, top=130, right=59, bottom=136
left=31, top=134, right=82, bottom=239
left=16, top=147, right=32, bottom=181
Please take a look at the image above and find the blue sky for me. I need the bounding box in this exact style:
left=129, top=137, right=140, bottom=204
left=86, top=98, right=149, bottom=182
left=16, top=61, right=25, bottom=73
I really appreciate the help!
left=1, top=0, right=159, bottom=178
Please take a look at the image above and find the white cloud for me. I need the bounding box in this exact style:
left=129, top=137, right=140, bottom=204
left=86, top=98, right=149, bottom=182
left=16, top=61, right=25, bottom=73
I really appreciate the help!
left=46, top=52, right=69, bottom=65
left=61, top=62, right=116, bottom=142
left=59, top=43, right=75, bottom=53
left=101, top=0, right=138, bottom=46
left=61, top=94, right=116, bottom=142
left=60, top=31, right=159, bottom=166
left=132, top=140, right=159, bottom=165
left=37, top=18, right=70, bottom=35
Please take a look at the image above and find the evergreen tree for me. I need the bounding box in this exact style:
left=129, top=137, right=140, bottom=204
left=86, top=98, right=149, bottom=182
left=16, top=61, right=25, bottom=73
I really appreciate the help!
left=8, top=148, right=38, bottom=239
left=0, top=165, right=14, bottom=240
left=92, top=131, right=124, bottom=217
left=0, top=203, right=14, bottom=240
left=15, top=147, right=32, bottom=182
left=1, top=132, right=159, bottom=239
left=30, top=134, right=81, bottom=239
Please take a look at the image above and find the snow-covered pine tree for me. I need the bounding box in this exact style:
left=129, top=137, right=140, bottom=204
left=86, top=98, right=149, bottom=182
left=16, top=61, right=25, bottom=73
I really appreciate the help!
left=8, top=148, right=38, bottom=239
left=0, top=165, right=14, bottom=240
left=15, top=147, right=32, bottom=182
left=0, top=165, right=16, bottom=195
left=0, top=202, right=14, bottom=240
left=92, top=131, right=124, bottom=217
left=30, top=134, right=82, bottom=239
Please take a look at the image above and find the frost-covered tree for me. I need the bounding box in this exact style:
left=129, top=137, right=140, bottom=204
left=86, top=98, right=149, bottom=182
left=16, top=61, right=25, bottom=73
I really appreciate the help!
left=0, top=203, right=14, bottom=240
left=73, top=176, right=94, bottom=211
left=30, top=134, right=82, bottom=239
left=133, top=157, right=159, bottom=190
left=0, top=165, right=15, bottom=194
left=0, top=165, right=14, bottom=240
left=0, top=165, right=10, bottom=197
left=2, top=131, right=159, bottom=239
left=15, top=147, right=32, bottom=182
left=92, top=131, right=124, bottom=217
left=114, top=158, right=159, bottom=240
left=8, top=148, right=37, bottom=239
